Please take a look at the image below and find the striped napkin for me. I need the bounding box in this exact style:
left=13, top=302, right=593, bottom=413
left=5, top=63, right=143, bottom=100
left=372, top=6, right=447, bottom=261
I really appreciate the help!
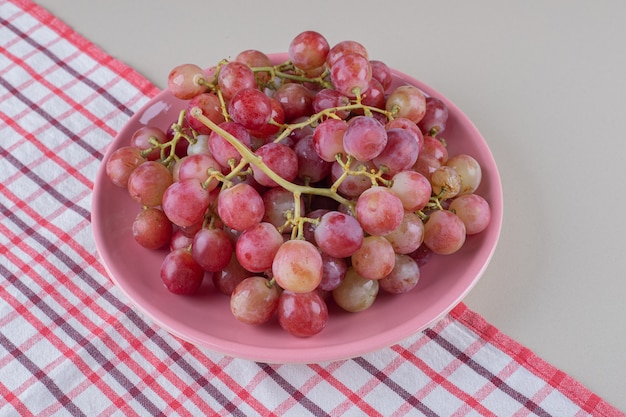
left=0, top=1, right=622, bottom=415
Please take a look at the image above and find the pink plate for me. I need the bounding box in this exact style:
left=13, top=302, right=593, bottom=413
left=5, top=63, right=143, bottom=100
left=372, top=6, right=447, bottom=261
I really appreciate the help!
left=91, top=53, right=503, bottom=364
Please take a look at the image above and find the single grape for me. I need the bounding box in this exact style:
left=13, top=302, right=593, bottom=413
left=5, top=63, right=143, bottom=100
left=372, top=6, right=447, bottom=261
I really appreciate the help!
left=106, top=146, right=146, bottom=188
left=302, top=208, right=329, bottom=244
left=178, top=220, right=204, bottom=238
left=208, top=121, right=253, bottom=169
left=176, top=153, right=221, bottom=191
left=168, top=63, right=208, bottom=100
left=278, top=290, right=328, bottom=337
left=312, top=88, right=351, bottom=120
left=313, top=118, right=348, bottom=162
left=412, top=154, right=442, bottom=180
left=160, top=248, right=204, bottom=295
left=272, top=83, right=314, bottom=122
left=287, top=116, right=316, bottom=142
left=247, top=97, right=285, bottom=141
left=262, top=187, right=304, bottom=232
left=227, top=88, right=272, bottom=131
left=370, top=60, right=393, bottom=91
left=390, top=170, right=432, bottom=211
left=251, top=142, right=298, bottom=188
left=318, top=251, right=347, bottom=291
left=217, top=183, right=265, bottom=231
left=330, top=52, right=372, bottom=98
left=355, top=187, right=404, bottom=236
left=423, top=210, right=466, bottom=255
left=272, top=239, right=323, bottom=293
left=332, top=268, right=378, bottom=313
left=230, top=276, right=280, bottom=325
left=342, top=116, right=387, bottom=161
left=418, top=96, right=449, bottom=136
left=372, top=128, right=419, bottom=176
left=186, top=134, right=210, bottom=156
left=351, top=235, right=396, bottom=280
left=314, top=211, right=364, bottom=258
left=235, top=222, right=283, bottom=273
left=129, top=126, right=167, bottom=161
left=445, top=154, right=482, bottom=196
left=448, top=194, right=491, bottom=235
left=326, top=40, right=369, bottom=67
left=213, top=253, right=251, bottom=296
left=132, top=207, right=173, bottom=250
left=383, top=211, right=424, bottom=255
left=409, top=244, right=434, bottom=267
left=289, top=30, right=330, bottom=71
left=386, top=85, right=427, bottom=124
left=169, top=228, right=194, bottom=252
left=430, top=165, right=462, bottom=200
left=358, top=78, right=386, bottom=110
left=294, top=134, right=332, bottom=183
left=161, top=178, right=211, bottom=227
left=127, top=161, right=173, bottom=207
left=385, top=117, right=424, bottom=153
left=421, top=135, right=448, bottom=164
left=379, top=254, right=420, bottom=294
left=186, top=92, right=226, bottom=135
left=330, top=159, right=376, bottom=198
left=234, top=49, right=272, bottom=84
left=192, top=228, right=233, bottom=272
left=217, top=61, right=257, bottom=101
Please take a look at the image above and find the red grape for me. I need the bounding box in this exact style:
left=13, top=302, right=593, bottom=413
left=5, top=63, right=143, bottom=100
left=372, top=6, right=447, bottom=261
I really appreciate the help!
left=230, top=276, right=280, bottom=325
left=251, top=143, right=298, bottom=188
left=162, top=178, right=211, bottom=228
left=106, top=146, right=145, bottom=188
left=235, top=222, right=283, bottom=273
left=278, top=290, right=328, bottom=337
left=355, top=187, right=404, bottom=236
left=132, top=207, right=173, bottom=250
left=386, top=85, right=427, bottom=123
left=127, top=161, right=173, bottom=207
left=351, top=235, right=396, bottom=280
left=272, top=239, right=323, bottom=293
left=228, top=88, right=272, bottom=130
left=418, top=96, right=449, bottom=136
left=129, top=126, right=167, bottom=161
left=168, top=63, right=207, bottom=100
left=217, top=183, right=265, bottom=231
left=332, top=268, right=378, bottom=313
left=185, top=92, right=226, bottom=135
left=423, top=210, right=466, bottom=255
left=314, top=211, right=364, bottom=258
left=330, top=53, right=372, bottom=98
left=379, top=254, right=420, bottom=294
left=343, top=116, right=387, bottom=161
left=192, top=228, right=233, bottom=272
left=449, top=194, right=491, bottom=235
left=217, top=61, right=257, bottom=101
left=160, top=248, right=204, bottom=295
left=288, top=30, right=330, bottom=71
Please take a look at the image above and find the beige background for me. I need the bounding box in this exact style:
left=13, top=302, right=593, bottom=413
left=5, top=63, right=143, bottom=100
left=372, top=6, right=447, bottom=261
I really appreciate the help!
left=35, top=0, right=626, bottom=411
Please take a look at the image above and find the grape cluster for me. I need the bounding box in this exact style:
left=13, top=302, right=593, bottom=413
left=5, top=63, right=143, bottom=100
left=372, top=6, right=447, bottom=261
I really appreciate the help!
left=105, top=31, right=491, bottom=338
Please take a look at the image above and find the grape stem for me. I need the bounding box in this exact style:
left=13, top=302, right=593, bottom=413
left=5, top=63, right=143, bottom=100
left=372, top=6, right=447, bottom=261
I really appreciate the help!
left=273, top=102, right=392, bottom=144
left=190, top=107, right=355, bottom=211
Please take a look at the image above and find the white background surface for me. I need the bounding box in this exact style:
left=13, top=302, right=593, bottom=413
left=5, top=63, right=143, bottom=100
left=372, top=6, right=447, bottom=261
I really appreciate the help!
left=35, top=0, right=626, bottom=411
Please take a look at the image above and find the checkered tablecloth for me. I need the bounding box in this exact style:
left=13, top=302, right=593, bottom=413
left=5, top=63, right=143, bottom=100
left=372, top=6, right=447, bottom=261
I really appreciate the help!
left=0, top=1, right=623, bottom=416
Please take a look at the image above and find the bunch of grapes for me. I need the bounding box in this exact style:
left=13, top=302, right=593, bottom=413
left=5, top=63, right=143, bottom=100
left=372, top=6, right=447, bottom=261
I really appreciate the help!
left=105, top=31, right=491, bottom=338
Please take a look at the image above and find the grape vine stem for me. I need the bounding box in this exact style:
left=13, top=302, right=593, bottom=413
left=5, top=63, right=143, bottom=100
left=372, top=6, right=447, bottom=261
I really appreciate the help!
left=190, top=107, right=355, bottom=211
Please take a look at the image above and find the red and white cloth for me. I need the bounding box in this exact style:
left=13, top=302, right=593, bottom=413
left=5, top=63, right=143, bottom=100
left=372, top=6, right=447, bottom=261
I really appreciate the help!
left=0, top=1, right=623, bottom=415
